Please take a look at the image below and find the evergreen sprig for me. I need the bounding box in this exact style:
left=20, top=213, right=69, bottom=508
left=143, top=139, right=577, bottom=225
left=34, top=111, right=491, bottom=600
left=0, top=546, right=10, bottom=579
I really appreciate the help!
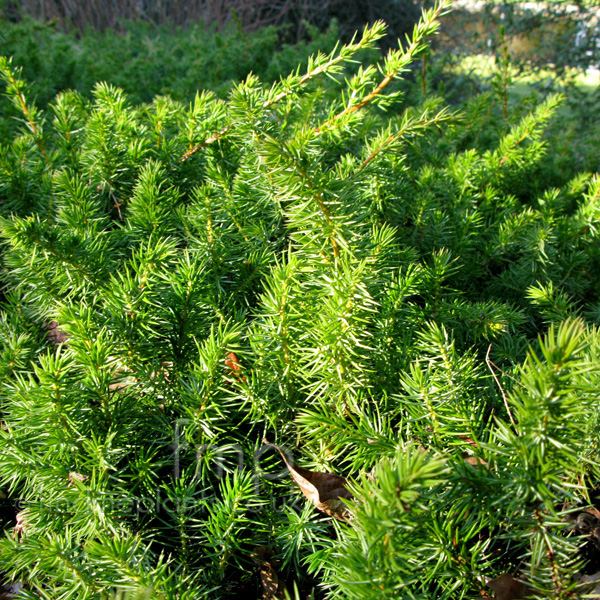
left=0, top=0, right=600, bottom=597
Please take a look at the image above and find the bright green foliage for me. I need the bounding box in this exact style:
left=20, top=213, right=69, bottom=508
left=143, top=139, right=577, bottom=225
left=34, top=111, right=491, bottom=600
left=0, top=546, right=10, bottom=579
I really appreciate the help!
left=1, top=0, right=600, bottom=597
left=318, top=320, right=600, bottom=600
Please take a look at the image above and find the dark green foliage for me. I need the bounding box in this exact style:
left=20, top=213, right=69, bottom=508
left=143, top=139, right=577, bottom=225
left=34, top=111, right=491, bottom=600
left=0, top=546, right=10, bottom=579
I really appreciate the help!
left=1, top=1, right=600, bottom=597
left=0, top=16, right=342, bottom=112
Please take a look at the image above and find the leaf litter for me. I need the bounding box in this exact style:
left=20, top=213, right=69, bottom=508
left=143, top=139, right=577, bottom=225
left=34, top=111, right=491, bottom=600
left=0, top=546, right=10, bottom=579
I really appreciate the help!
left=263, top=439, right=353, bottom=520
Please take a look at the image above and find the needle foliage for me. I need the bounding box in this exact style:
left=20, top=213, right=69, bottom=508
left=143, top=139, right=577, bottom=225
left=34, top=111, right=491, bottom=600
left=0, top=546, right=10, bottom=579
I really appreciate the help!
left=1, top=1, right=600, bottom=597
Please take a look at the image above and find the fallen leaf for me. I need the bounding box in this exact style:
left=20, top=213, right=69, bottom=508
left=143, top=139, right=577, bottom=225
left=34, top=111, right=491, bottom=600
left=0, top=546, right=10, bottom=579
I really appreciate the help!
left=465, top=456, right=488, bottom=468
left=259, top=561, right=285, bottom=600
left=252, top=546, right=287, bottom=600
left=458, top=434, right=478, bottom=447
left=44, top=321, right=69, bottom=345
left=68, top=471, right=88, bottom=485
left=574, top=509, right=600, bottom=548
left=584, top=507, right=600, bottom=520
left=0, top=582, right=23, bottom=599
left=580, top=571, right=600, bottom=598
left=225, top=352, right=246, bottom=383
left=13, top=512, right=28, bottom=542
left=487, top=573, right=533, bottom=600
left=265, top=440, right=352, bottom=520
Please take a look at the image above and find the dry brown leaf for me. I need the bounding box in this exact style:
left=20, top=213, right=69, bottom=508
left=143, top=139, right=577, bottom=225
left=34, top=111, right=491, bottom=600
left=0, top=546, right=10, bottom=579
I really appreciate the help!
left=13, top=512, right=28, bottom=542
left=68, top=471, right=89, bottom=485
left=458, top=434, right=478, bottom=447
left=259, top=561, right=285, bottom=600
left=224, top=352, right=246, bottom=384
left=574, top=509, right=600, bottom=549
left=265, top=440, right=352, bottom=520
left=584, top=507, right=600, bottom=520
left=252, top=546, right=287, bottom=600
left=465, top=456, right=488, bottom=468
left=487, top=573, right=533, bottom=600
left=44, top=321, right=69, bottom=345
left=576, top=511, right=597, bottom=532
left=0, top=582, right=23, bottom=599
left=580, top=571, right=600, bottom=598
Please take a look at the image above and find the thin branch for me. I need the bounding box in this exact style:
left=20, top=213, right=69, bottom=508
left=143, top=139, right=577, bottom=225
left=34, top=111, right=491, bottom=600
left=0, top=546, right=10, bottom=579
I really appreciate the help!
left=355, top=109, right=454, bottom=174
left=110, top=191, right=122, bottom=220
left=1, top=62, right=48, bottom=162
left=486, top=344, right=516, bottom=428
left=179, top=125, right=231, bottom=162
left=289, top=158, right=339, bottom=260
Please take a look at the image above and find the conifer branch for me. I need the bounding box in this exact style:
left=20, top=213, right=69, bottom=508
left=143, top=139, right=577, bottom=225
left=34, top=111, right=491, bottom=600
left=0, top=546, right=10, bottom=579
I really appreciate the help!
left=0, top=57, right=48, bottom=162
left=2, top=2, right=600, bottom=597
left=356, top=107, right=455, bottom=174
left=262, top=21, right=387, bottom=109
left=266, top=134, right=340, bottom=260
left=295, top=166, right=340, bottom=261
left=179, top=21, right=388, bottom=163
left=317, top=0, right=452, bottom=133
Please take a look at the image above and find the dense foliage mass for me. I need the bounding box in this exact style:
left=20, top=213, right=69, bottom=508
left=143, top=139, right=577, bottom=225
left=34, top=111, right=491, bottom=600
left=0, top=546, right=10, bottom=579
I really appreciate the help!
left=0, top=16, right=342, bottom=107
left=1, top=0, right=600, bottom=598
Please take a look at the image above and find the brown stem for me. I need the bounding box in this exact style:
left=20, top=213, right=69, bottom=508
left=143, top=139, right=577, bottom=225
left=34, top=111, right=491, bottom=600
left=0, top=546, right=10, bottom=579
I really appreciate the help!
left=179, top=125, right=231, bottom=162
left=110, top=191, right=122, bottom=220
left=486, top=344, right=516, bottom=429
